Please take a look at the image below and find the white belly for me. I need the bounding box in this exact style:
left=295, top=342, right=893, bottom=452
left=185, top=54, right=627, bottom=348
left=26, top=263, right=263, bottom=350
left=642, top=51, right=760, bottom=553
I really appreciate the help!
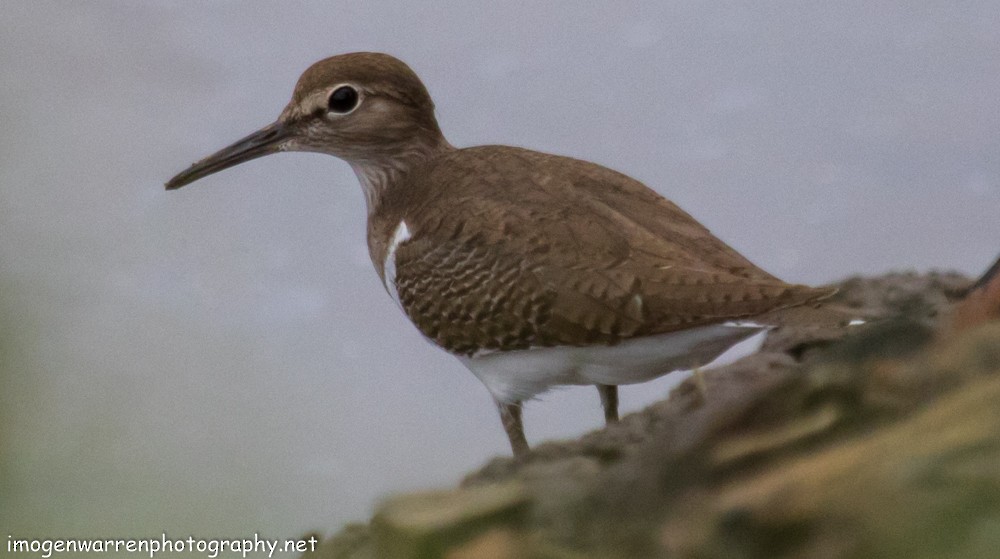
left=458, top=322, right=768, bottom=403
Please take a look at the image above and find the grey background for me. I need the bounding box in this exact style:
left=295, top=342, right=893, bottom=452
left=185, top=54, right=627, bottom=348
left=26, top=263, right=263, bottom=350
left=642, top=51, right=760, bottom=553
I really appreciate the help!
left=2, top=0, right=997, bottom=544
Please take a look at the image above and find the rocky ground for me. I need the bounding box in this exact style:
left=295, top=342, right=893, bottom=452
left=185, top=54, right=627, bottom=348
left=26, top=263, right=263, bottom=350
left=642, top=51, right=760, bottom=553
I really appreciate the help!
left=301, top=270, right=1000, bottom=559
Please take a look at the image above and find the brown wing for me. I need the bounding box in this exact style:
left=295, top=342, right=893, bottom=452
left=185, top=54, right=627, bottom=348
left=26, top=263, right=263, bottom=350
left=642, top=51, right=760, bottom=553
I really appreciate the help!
left=385, top=146, right=833, bottom=356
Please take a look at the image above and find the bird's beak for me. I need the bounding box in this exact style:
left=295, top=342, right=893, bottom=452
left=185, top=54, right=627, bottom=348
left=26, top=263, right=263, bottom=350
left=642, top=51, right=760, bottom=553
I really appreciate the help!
left=165, top=120, right=290, bottom=190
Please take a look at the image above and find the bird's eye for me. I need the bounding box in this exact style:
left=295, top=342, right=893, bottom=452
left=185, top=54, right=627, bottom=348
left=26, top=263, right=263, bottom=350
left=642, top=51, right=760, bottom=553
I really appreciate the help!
left=327, top=86, right=359, bottom=114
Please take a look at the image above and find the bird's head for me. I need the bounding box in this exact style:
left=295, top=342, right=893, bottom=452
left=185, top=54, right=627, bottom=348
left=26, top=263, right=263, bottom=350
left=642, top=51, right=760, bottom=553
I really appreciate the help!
left=165, top=52, right=447, bottom=192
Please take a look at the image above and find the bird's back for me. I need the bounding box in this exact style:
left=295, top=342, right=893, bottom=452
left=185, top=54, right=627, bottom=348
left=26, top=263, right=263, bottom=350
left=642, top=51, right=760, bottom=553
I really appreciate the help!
left=369, top=145, right=834, bottom=355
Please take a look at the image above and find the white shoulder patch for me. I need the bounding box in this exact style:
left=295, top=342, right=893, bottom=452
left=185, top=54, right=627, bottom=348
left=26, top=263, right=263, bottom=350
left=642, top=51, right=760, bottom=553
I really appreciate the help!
left=383, top=220, right=412, bottom=309
left=722, top=320, right=769, bottom=329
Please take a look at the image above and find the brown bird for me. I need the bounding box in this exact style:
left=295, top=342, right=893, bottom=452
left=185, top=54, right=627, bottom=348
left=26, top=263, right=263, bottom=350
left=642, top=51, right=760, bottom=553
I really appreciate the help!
left=166, top=52, right=836, bottom=457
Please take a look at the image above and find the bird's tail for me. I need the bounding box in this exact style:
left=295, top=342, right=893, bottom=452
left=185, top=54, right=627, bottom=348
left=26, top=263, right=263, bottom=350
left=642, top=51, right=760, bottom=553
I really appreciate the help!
left=754, top=296, right=869, bottom=356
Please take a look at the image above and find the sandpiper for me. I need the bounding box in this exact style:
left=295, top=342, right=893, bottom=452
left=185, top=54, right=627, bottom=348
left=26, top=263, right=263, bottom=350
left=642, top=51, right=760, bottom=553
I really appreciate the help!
left=166, top=52, right=837, bottom=456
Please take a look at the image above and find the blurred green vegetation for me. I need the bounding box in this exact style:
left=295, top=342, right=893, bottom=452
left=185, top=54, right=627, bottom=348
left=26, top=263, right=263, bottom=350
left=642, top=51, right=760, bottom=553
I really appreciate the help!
left=0, top=276, right=39, bottom=517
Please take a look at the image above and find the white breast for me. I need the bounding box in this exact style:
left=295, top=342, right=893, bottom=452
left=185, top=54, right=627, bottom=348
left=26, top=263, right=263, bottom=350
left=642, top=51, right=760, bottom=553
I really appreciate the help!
left=458, top=322, right=769, bottom=404
left=382, top=220, right=412, bottom=308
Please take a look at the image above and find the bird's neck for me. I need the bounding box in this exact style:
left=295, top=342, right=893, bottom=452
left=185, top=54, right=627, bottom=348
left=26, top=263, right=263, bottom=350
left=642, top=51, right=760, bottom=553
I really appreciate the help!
left=349, top=135, right=453, bottom=215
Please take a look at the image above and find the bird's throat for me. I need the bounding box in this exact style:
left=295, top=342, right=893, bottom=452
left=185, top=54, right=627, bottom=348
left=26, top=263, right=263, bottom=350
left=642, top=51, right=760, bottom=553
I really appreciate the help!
left=349, top=139, right=453, bottom=215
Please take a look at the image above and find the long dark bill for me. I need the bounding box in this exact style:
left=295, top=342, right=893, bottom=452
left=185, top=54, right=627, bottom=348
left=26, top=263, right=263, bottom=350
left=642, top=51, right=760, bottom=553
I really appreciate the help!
left=165, top=121, right=289, bottom=190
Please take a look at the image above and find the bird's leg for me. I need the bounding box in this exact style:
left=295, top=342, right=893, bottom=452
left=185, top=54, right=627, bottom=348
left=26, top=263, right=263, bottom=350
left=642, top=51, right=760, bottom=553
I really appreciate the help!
left=597, top=384, right=619, bottom=424
left=692, top=367, right=708, bottom=400
left=496, top=400, right=529, bottom=457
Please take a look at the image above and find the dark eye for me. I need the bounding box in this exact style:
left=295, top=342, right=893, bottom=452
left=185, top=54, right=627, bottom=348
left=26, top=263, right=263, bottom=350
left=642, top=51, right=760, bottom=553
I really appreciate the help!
left=327, top=86, right=359, bottom=114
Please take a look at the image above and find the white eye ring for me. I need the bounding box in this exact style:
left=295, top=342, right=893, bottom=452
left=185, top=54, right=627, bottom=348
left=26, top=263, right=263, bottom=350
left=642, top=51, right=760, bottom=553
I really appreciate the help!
left=326, top=84, right=361, bottom=115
